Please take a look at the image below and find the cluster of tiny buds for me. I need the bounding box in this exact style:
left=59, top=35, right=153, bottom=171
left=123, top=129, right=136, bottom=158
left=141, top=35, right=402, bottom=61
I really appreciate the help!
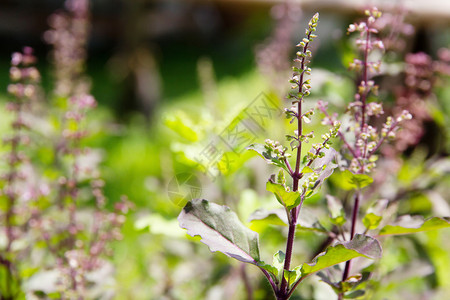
left=348, top=8, right=384, bottom=54
left=303, top=171, right=319, bottom=191
left=288, top=13, right=319, bottom=104
left=404, top=52, right=435, bottom=95
left=366, top=102, right=384, bottom=117
left=348, top=8, right=382, bottom=33
left=284, top=105, right=298, bottom=122
left=322, top=121, right=341, bottom=145
left=265, top=139, right=291, bottom=160
left=277, top=169, right=287, bottom=187
left=7, top=47, right=40, bottom=100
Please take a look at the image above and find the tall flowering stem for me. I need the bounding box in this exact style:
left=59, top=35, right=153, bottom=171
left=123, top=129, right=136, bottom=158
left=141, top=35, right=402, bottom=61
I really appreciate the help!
left=33, top=0, right=132, bottom=297
left=277, top=14, right=319, bottom=298
left=317, top=8, right=412, bottom=291
left=0, top=47, right=40, bottom=298
left=263, top=13, right=338, bottom=299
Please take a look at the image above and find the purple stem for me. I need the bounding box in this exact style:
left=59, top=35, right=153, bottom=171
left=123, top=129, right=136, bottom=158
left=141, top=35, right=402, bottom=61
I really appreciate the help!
left=342, top=191, right=360, bottom=281
left=278, top=30, right=313, bottom=298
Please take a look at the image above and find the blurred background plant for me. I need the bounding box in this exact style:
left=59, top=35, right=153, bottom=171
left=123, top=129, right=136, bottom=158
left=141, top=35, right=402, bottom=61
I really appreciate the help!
left=0, top=0, right=449, bottom=299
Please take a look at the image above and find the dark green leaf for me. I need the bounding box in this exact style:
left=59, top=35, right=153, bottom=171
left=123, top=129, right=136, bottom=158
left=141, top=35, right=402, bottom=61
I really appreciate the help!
left=178, top=199, right=260, bottom=264
left=344, top=289, right=366, bottom=298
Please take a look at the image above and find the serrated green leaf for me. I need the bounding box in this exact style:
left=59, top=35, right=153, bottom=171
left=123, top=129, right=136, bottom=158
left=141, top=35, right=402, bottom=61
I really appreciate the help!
left=300, top=234, right=382, bottom=277
left=178, top=199, right=260, bottom=264
left=379, top=216, right=450, bottom=236
left=266, top=180, right=301, bottom=209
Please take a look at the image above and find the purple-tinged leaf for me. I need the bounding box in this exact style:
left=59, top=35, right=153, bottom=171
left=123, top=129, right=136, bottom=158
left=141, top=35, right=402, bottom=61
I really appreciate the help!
left=178, top=199, right=260, bottom=264
left=303, top=147, right=338, bottom=197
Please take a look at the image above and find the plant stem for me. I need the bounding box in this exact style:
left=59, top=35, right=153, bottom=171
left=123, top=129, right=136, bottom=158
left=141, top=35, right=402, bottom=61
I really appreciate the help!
left=342, top=191, right=360, bottom=281
left=241, top=264, right=254, bottom=300
left=341, top=21, right=371, bottom=291
left=278, top=27, right=315, bottom=299
left=358, top=25, right=371, bottom=172
left=279, top=209, right=298, bottom=296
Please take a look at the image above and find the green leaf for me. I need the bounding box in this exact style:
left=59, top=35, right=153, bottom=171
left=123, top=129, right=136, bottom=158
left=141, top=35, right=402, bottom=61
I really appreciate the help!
left=284, top=266, right=302, bottom=288
left=343, top=170, right=373, bottom=190
left=379, top=216, right=450, bottom=236
left=317, top=272, right=369, bottom=295
left=333, top=170, right=373, bottom=190
left=248, top=208, right=288, bottom=226
left=300, top=234, right=382, bottom=277
left=178, top=199, right=260, bottom=264
left=266, top=179, right=301, bottom=209
left=344, top=289, right=366, bottom=298
left=327, top=195, right=346, bottom=226
left=362, top=213, right=382, bottom=230
left=164, top=113, right=199, bottom=142
left=362, top=199, right=388, bottom=230
left=274, top=251, right=286, bottom=283
left=297, top=207, right=328, bottom=233
left=341, top=274, right=364, bottom=292
left=301, top=166, right=314, bottom=174
left=246, top=143, right=288, bottom=172
left=135, top=214, right=185, bottom=238
left=258, top=262, right=279, bottom=282
left=297, top=219, right=328, bottom=234
left=257, top=250, right=287, bottom=284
